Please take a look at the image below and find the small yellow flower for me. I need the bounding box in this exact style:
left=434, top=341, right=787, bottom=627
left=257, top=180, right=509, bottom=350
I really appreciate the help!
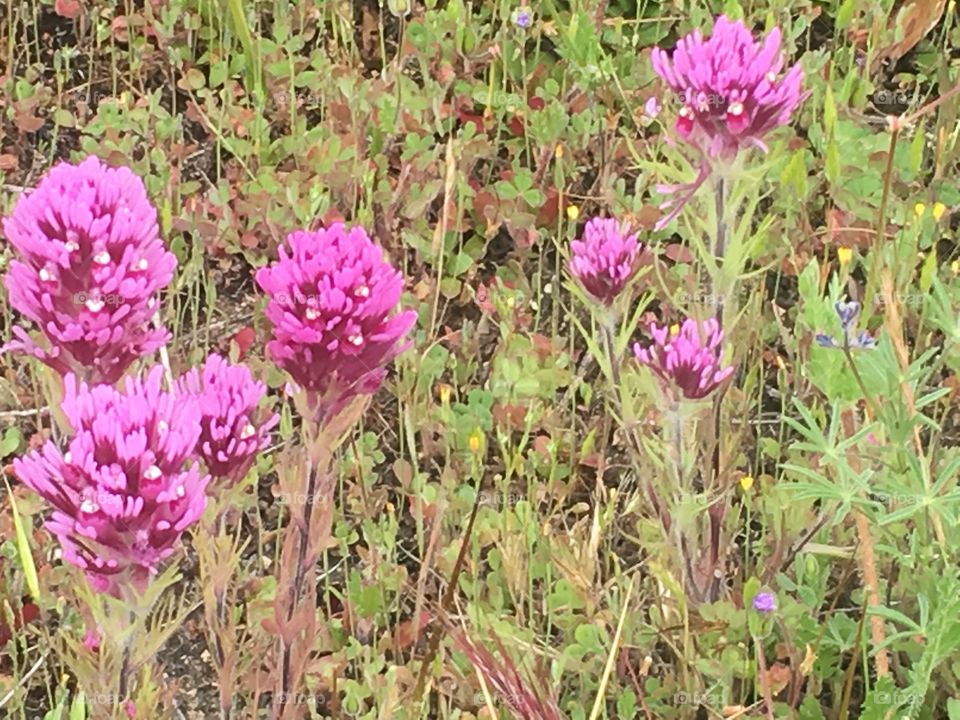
left=740, top=475, right=755, bottom=492
left=468, top=430, right=484, bottom=454
left=669, top=324, right=680, bottom=336
left=386, top=502, right=396, bottom=514
left=554, top=143, right=564, bottom=159
left=914, top=202, right=926, bottom=217
left=438, top=384, right=452, bottom=404
left=952, top=260, right=960, bottom=275
left=932, top=202, right=947, bottom=221
left=775, top=355, right=787, bottom=370
left=566, top=204, right=580, bottom=221
left=837, top=247, right=853, bottom=266
left=506, top=295, right=516, bottom=309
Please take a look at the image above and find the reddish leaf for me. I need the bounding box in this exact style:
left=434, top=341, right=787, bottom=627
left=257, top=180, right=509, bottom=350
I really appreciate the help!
left=663, top=243, right=694, bottom=263
left=230, top=327, right=256, bottom=361
left=393, top=610, right=431, bottom=650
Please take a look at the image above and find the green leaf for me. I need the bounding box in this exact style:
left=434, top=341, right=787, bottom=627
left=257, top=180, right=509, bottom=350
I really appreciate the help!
left=69, top=693, right=87, bottom=720
left=0, top=426, right=22, bottom=457
left=825, top=140, right=841, bottom=184
left=823, top=85, right=837, bottom=137
left=6, top=479, right=39, bottom=601
left=836, top=0, right=856, bottom=30
left=919, top=246, right=937, bottom=292
left=742, top=577, right=761, bottom=607
left=909, top=120, right=926, bottom=176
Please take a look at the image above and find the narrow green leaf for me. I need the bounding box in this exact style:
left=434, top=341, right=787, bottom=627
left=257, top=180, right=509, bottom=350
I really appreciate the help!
left=5, top=478, right=39, bottom=601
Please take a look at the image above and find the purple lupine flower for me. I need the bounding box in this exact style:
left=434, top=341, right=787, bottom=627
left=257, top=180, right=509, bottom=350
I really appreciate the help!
left=254, top=222, right=417, bottom=422
left=13, top=366, right=208, bottom=597
left=633, top=318, right=735, bottom=400
left=177, top=353, right=278, bottom=487
left=569, top=217, right=641, bottom=305
left=815, top=300, right=877, bottom=350
left=2, top=156, right=176, bottom=384
left=650, top=16, right=806, bottom=230
left=752, top=591, right=777, bottom=614
left=652, top=15, right=805, bottom=159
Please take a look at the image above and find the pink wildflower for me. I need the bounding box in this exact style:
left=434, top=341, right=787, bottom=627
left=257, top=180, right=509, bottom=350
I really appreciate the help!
left=254, top=222, right=417, bottom=422
left=650, top=16, right=806, bottom=229
left=13, top=366, right=208, bottom=596
left=2, top=156, right=176, bottom=383
left=569, top=217, right=641, bottom=306
left=633, top=318, right=735, bottom=400
left=177, top=353, right=278, bottom=487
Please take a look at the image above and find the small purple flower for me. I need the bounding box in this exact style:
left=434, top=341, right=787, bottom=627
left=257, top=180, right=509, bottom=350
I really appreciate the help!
left=752, top=591, right=777, bottom=614
left=177, top=354, right=278, bottom=487
left=815, top=300, right=877, bottom=350
left=13, top=366, right=209, bottom=597
left=569, top=217, right=641, bottom=305
left=651, top=16, right=805, bottom=160
left=633, top=318, right=735, bottom=400
left=2, top=156, right=176, bottom=384
left=514, top=6, right=533, bottom=29
left=255, top=222, right=417, bottom=422
left=835, top=300, right=861, bottom=331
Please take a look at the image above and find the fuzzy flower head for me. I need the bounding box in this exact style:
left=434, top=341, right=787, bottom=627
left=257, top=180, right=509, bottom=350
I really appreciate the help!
left=177, top=354, right=278, bottom=487
left=255, top=223, right=417, bottom=421
left=569, top=217, right=641, bottom=306
left=652, top=15, right=805, bottom=159
left=634, top=317, right=735, bottom=400
left=2, top=156, right=176, bottom=384
left=13, top=366, right=208, bottom=597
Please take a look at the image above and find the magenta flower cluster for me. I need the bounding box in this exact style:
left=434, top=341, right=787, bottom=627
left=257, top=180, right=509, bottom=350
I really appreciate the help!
left=177, top=353, right=279, bottom=487
left=634, top=318, right=735, bottom=400
left=255, top=223, right=417, bottom=420
left=4, top=154, right=420, bottom=601
left=569, top=218, right=641, bottom=306
left=651, top=15, right=805, bottom=159
left=2, top=156, right=176, bottom=384
left=13, top=367, right=209, bottom=597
